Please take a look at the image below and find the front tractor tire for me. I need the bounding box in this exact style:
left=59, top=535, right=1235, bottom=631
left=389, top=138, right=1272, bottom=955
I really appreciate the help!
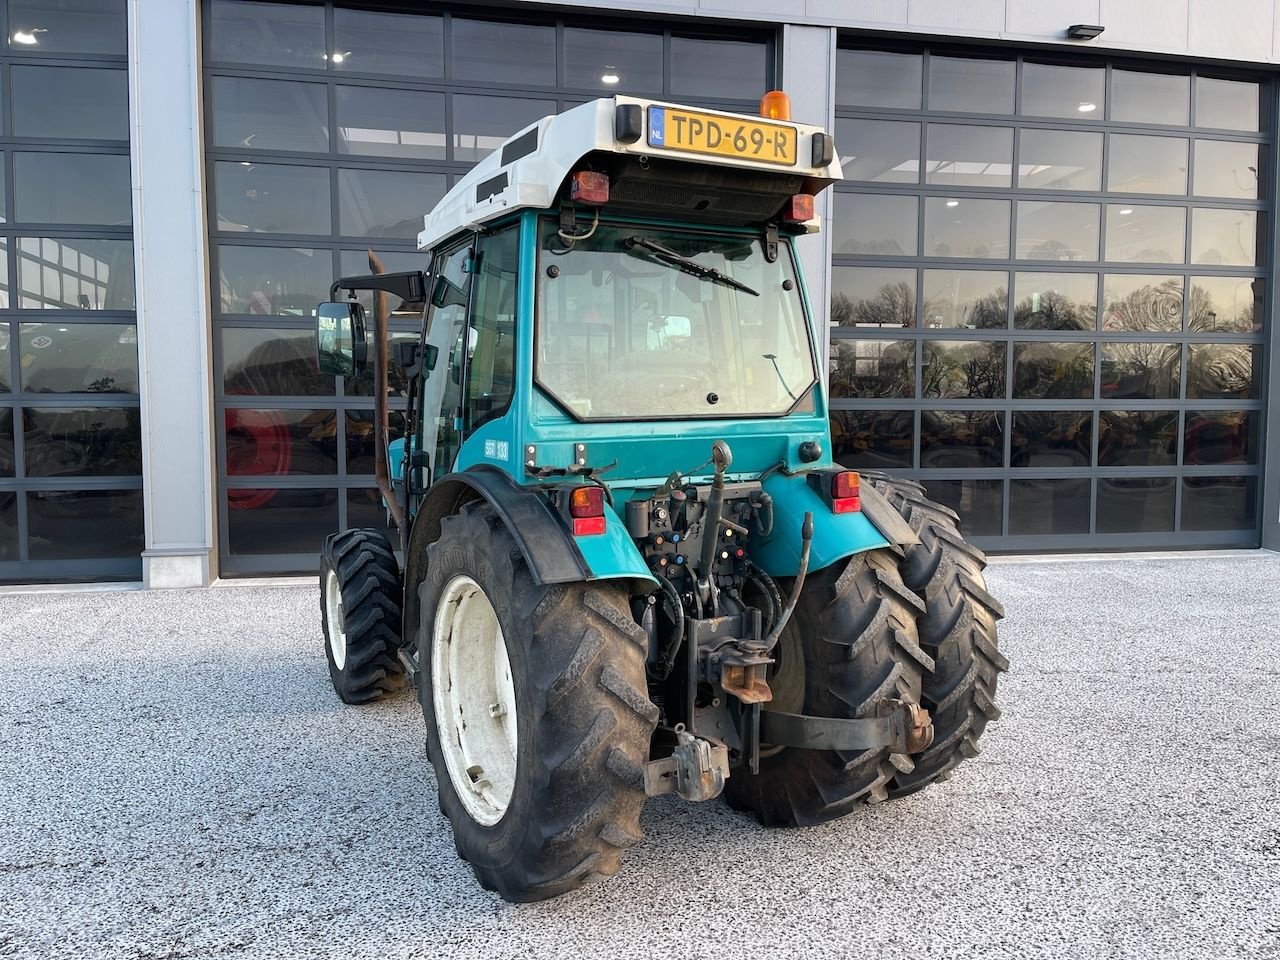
left=418, top=502, right=657, bottom=903
left=320, top=528, right=406, bottom=704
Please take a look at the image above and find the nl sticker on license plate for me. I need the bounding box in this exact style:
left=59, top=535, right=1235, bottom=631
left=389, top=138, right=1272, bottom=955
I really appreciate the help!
left=646, top=106, right=798, bottom=167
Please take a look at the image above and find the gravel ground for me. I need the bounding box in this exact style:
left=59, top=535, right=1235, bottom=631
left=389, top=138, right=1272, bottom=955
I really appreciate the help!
left=1, top=553, right=1278, bottom=960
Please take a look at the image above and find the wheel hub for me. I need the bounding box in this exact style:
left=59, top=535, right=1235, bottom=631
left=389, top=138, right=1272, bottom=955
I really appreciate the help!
left=324, top=568, right=347, bottom=670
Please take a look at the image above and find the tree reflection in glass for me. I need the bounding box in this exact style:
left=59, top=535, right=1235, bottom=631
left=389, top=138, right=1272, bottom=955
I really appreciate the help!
left=1100, top=343, right=1181, bottom=399
left=1102, top=275, right=1183, bottom=331
left=1189, top=277, right=1262, bottom=333
left=829, top=340, right=914, bottom=398
left=922, top=340, right=1006, bottom=398
left=1014, top=273, right=1097, bottom=330
left=1013, top=342, right=1094, bottom=399
left=830, top=267, right=915, bottom=328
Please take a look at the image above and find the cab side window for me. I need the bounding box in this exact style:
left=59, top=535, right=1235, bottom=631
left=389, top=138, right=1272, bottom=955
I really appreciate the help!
left=466, top=227, right=519, bottom=433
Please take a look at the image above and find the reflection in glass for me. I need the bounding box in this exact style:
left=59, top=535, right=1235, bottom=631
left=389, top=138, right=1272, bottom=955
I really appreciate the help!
left=1013, top=342, right=1094, bottom=399
left=921, top=340, right=1006, bottom=399
left=565, top=28, right=663, bottom=93
left=347, top=411, right=407, bottom=473
left=1102, top=275, right=1183, bottom=332
left=217, top=246, right=332, bottom=316
left=336, top=86, right=446, bottom=159
left=1189, top=277, right=1262, bottom=333
left=339, top=169, right=447, bottom=239
left=1104, top=205, right=1185, bottom=263
left=209, top=0, right=325, bottom=67
left=214, top=162, right=331, bottom=235
left=924, top=479, right=1003, bottom=536
left=333, top=8, right=443, bottom=77
left=1016, top=201, right=1099, bottom=261
left=452, top=19, right=556, bottom=85
left=1011, top=412, right=1092, bottom=468
left=1195, top=78, right=1260, bottom=132
left=348, top=488, right=392, bottom=532
left=671, top=36, right=766, bottom=99
left=18, top=238, right=134, bottom=310
left=1010, top=479, right=1089, bottom=535
left=927, top=56, right=1014, bottom=113
left=920, top=410, right=1003, bottom=468
left=0, top=493, right=14, bottom=562
left=1193, top=141, right=1261, bottom=199
left=23, top=407, right=141, bottom=477
left=19, top=324, right=137, bottom=394
left=1181, top=477, right=1257, bottom=531
left=1107, top=135, right=1188, bottom=194
left=1097, top=478, right=1175, bottom=533
left=1021, top=63, right=1105, bottom=119
left=1184, top=410, right=1258, bottom=465
left=211, top=76, right=329, bottom=153
left=12, top=67, right=128, bottom=140
left=829, top=340, right=913, bottom=399
left=921, top=270, right=1007, bottom=329
left=830, top=410, right=914, bottom=469
left=221, top=327, right=334, bottom=397
left=340, top=250, right=430, bottom=318
left=1017, top=129, right=1102, bottom=191
left=923, top=198, right=1009, bottom=258
left=835, top=50, right=921, bottom=109
left=226, top=487, right=338, bottom=555
left=1111, top=70, right=1190, bottom=126
left=0, top=410, right=12, bottom=476
left=9, top=0, right=126, bottom=55
left=225, top=408, right=337, bottom=477
left=1098, top=411, right=1177, bottom=466
left=925, top=124, right=1013, bottom=187
left=1190, top=208, right=1258, bottom=266
left=830, top=267, right=915, bottom=328
left=28, top=490, right=143, bottom=561
left=1187, top=344, right=1259, bottom=400
left=836, top=119, right=920, bottom=183
left=0, top=324, right=9, bottom=391
left=349, top=333, right=419, bottom=398
left=1100, top=342, right=1181, bottom=400
left=453, top=94, right=555, bottom=162
left=832, top=194, right=918, bottom=256
left=1014, top=273, right=1096, bottom=330
left=14, top=153, right=131, bottom=226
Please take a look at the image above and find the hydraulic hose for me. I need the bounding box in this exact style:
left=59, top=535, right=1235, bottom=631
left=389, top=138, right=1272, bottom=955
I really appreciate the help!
left=761, top=512, right=813, bottom=655
left=650, top=575, right=686, bottom=681
left=745, top=561, right=783, bottom=635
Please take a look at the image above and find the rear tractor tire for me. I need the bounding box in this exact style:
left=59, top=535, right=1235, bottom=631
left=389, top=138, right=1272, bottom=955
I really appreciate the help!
left=320, top=528, right=406, bottom=704
left=418, top=501, right=658, bottom=903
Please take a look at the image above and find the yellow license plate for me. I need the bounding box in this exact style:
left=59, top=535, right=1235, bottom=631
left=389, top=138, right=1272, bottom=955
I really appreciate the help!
left=646, top=106, right=797, bottom=166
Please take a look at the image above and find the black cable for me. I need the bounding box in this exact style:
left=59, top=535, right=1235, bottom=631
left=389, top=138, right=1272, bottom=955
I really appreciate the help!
left=650, top=576, right=686, bottom=682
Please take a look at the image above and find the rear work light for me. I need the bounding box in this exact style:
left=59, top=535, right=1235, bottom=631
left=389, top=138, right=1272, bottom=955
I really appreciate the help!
left=569, top=485, right=606, bottom=536
left=783, top=194, right=815, bottom=223
left=832, top=471, right=861, bottom=514
left=570, top=170, right=609, bottom=205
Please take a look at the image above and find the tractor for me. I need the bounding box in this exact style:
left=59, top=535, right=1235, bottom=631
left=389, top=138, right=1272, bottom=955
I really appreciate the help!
left=313, top=91, right=1007, bottom=903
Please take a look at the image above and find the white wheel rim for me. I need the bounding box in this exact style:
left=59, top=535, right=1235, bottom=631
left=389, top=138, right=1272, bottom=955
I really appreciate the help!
left=324, top=568, right=347, bottom=670
left=431, top=575, right=518, bottom=827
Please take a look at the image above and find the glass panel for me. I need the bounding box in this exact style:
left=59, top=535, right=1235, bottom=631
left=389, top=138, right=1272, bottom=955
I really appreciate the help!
left=1017, top=129, right=1102, bottom=191
left=221, top=327, right=334, bottom=397
left=0, top=324, right=9, bottom=391
left=1009, top=479, right=1090, bottom=535
left=671, top=36, right=767, bottom=100
left=346, top=410, right=406, bottom=473
left=217, top=246, right=332, bottom=316
left=1107, top=135, right=1188, bottom=194
left=338, top=169, right=447, bottom=240
left=1111, top=70, right=1190, bottom=126
left=830, top=266, right=915, bottom=328
left=830, top=409, right=914, bottom=469
left=1104, top=205, right=1185, bottom=263
left=18, top=238, right=134, bottom=310
left=225, top=408, right=337, bottom=477
left=333, top=8, right=443, bottom=77
left=0, top=492, right=14, bottom=561
left=348, top=332, right=418, bottom=397
left=1189, top=276, right=1263, bottom=333
left=1011, top=412, right=1092, bottom=468
left=1184, top=410, right=1259, bottom=465
left=927, top=56, right=1014, bottom=114
left=14, top=153, right=131, bottom=226
left=452, top=19, right=556, bottom=86
left=564, top=28, right=663, bottom=94
left=209, top=0, right=325, bottom=68
left=836, top=50, right=921, bottom=109
left=214, top=161, right=331, bottom=236
left=1021, top=63, right=1105, bottom=120
left=1195, top=78, right=1260, bottom=132
left=836, top=119, right=920, bottom=183
left=1193, top=140, right=1261, bottom=199
left=211, top=76, right=329, bottom=153
left=831, top=193, right=918, bottom=256
left=453, top=94, right=555, bottom=163
left=1181, top=477, right=1257, bottom=531
left=1016, top=200, right=1099, bottom=261
left=1097, top=478, right=1175, bottom=533
left=347, top=487, right=392, bottom=532
left=1100, top=343, right=1181, bottom=400
left=340, top=249, right=429, bottom=318
left=1013, top=273, right=1097, bottom=330
left=11, top=66, right=128, bottom=140
left=0, top=409, right=12, bottom=476
left=919, top=410, right=1003, bottom=468
left=1013, top=342, right=1094, bottom=399
left=1187, top=343, right=1259, bottom=400
left=336, top=86, right=446, bottom=160
left=923, top=198, right=1009, bottom=259
left=19, top=323, right=137, bottom=393
left=925, top=124, right=1012, bottom=188
left=1102, top=274, right=1183, bottom=332
left=23, top=407, right=141, bottom=476
left=1190, top=208, right=1259, bottom=266
left=829, top=339, right=914, bottom=399
left=9, top=0, right=126, bottom=55
left=1098, top=410, right=1177, bottom=466
left=923, top=479, right=1002, bottom=536
left=921, top=270, right=1007, bottom=329
left=225, top=487, right=337, bottom=555
left=28, top=490, right=143, bottom=561
left=921, top=340, right=1006, bottom=399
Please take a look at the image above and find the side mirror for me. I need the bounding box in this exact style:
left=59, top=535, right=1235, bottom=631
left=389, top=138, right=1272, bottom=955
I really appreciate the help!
left=316, top=300, right=367, bottom=377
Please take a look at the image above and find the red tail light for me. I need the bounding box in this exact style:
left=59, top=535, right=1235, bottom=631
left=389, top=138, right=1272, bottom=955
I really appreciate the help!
left=569, top=486, right=606, bottom=536
left=570, top=170, right=609, bottom=205
left=783, top=194, right=814, bottom=223
left=832, top=471, right=861, bottom=514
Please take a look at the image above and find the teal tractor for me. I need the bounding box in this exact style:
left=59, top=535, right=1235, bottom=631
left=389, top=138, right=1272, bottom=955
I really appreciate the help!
left=314, top=92, right=1007, bottom=903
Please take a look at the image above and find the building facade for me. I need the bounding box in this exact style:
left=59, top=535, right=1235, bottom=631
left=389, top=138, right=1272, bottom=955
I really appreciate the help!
left=0, top=0, right=1276, bottom=586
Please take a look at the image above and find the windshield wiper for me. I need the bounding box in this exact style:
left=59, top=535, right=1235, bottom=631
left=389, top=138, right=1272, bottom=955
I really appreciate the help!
left=624, top=236, right=759, bottom=297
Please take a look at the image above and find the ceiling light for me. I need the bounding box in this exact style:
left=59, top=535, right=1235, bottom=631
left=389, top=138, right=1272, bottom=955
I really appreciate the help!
left=1118, top=208, right=1133, bottom=215
left=601, top=69, right=620, bottom=85
left=945, top=200, right=960, bottom=207
left=12, top=28, right=45, bottom=45
left=1077, top=101, right=1097, bottom=113
left=1067, top=24, right=1105, bottom=40
left=324, top=50, right=351, bottom=63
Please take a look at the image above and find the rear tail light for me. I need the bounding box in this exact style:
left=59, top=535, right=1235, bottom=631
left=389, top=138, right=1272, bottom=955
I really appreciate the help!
left=570, top=170, right=609, bottom=205
left=783, top=194, right=815, bottom=223
left=569, top=485, right=606, bottom=536
left=832, top=471, right=861, bottom=514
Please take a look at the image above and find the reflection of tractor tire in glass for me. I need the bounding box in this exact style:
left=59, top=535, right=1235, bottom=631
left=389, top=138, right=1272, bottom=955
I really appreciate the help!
left=417, top=501, right=656, bottom=902
left=861, top=472, right=1008, bottom=797
left=225, top=408, right=292, bottom=510
left=320, top=528, right=405, bottom=704
left=724, top=549, right=931, bottom=826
